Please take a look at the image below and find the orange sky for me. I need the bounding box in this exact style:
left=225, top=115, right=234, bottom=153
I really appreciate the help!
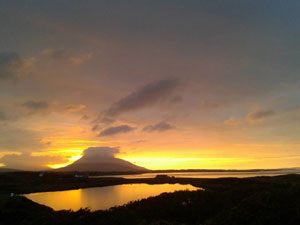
left=1, top=1, right=300, bottom=170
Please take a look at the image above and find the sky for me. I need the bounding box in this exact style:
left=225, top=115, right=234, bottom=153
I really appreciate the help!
left=0, top=0, right=300, bottom=170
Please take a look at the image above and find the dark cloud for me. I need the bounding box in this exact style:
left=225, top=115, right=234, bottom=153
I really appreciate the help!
left=98, top=125, right=135, bottom=137
left=0, top=153, right=67, bottom=171
left=143, top=122, right=174, bottom=132
left=22, top=100, right=49, bottom=110
left=91, top=124, right=100, bottom=132
left=92, top=116, right=116, bottom=130
left=105, top=79, right=180, bottom=117
left=0, top=52, right=24, bottom=80
left=247, top=109, right=275, bottom=122
left=91, top=117, right=115, bottom=132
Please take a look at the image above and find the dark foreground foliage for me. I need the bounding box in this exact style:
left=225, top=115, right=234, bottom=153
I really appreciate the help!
left=1, top=174, right=300, bottom=225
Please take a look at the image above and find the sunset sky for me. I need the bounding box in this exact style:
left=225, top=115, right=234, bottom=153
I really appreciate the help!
left=1, top=0, right=300, bottom=170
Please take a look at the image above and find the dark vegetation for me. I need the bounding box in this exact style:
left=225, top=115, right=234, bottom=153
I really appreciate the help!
left=1, top=172, right=300, bottom=225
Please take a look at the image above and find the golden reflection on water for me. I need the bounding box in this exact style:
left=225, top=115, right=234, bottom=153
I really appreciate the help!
left=24, top=183, right=199, bottom=211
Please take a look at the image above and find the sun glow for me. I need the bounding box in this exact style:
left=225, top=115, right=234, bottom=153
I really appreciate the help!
left=119, top=155, right=257, bottom=170
left=39, top=138, right=107, bottom=169
left=47, top=154, right=83, bottom=169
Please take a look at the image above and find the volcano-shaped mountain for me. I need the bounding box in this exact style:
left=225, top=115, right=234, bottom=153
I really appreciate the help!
left=58, top=147, right=147, bottom=172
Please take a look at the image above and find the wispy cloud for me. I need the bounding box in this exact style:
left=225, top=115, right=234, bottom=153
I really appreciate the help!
left=98, top=125, right=135, bottom=137
left=247, top=109, right=275, bottom=122
left=22, top=100, right=49, bottom=111
left=199, top=100, right=219, bottom=109
left=41, top=49, right=70, bottom=60
left=105, top=79, right=180, bottom=117
left=224, top=117, right=242, bottom=126
left=41, top=48, right=93, bottom=65
left=143, top=122, right=174, bottom=132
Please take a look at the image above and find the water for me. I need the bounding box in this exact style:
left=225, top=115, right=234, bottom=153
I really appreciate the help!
left=90, top=169, right=300, bottom=179
left=24, top=183, right=199, bottom=211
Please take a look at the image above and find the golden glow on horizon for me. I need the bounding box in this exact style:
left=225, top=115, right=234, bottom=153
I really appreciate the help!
left=38, top=139, right=300, bottom=170
left=0, top=151, right=22, bottom=158
left=3, top=127, right=297, bottom=170
left=40, top=138, right=106, bottom=169
left=48, top=154, right=83, bottom=169
left=119, top=155, right=256, bottom=170
left=5, top=90, right=298, bottom=171
left=2, top=2, right=300, bottom=172
left=46, top=155, right=255, bottom=170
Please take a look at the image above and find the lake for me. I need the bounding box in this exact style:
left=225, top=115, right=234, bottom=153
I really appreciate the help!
left=89, top=169, right=300, bottom=179
left=24, top=183, right=199, bottom=211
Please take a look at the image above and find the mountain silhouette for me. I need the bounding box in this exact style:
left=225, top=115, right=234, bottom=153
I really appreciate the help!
left=58, top=147, right=147, bottom=172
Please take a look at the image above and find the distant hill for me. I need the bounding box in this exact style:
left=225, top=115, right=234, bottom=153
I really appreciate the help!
left=57, top=147, right=147, bottom=172
left=0, top=167, right=20, bottom=173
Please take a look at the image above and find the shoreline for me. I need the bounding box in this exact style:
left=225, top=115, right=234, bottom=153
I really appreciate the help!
left=1, top=171, right=299, bottom=195
left=1, top=174, right=300, bottom=225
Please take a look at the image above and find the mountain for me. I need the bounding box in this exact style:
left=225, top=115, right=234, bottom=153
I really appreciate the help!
left=57, top=147, right=147, bottom=172
left=58, top=157, right=146, bottom=172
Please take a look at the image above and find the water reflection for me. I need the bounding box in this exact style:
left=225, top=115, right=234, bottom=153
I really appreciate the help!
left=89, top=169, right=300, bottom=179
left=24, top=183, right=198, bottom=211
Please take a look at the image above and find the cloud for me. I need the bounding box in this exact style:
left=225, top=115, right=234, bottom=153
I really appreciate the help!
left=105, top=79, right=180, bottom=117
left=98, top=125, right=135, bottom=137
left=199, top=100, right=219, bottom=109
left=41, top=48, right=71, bottom=60
left=81, top=114, right=89, bottom=120
left=0, top=52, right=34, bottom=80
left=81, top=146, right=119, bottom=160
left=70, top=53, right=93, bottom=65
left=143, top=122, right=174, bottom=132
left=41, top=48, right=93, bottom=65
left=0, top=153, right=67, bottom=171
left=224, top=117, right=241, bottom=126
left=22, top=100, right=49, bottom=111
left=20, top=100, right=87, bottom=118
left=0, top=111, right=6, bottom=121
left=170, top=95, right=183, bottom=104
left=0, top=126, right=46, bottom=153
left=65, top=104, right=86, bottom=113
left=247, top=109, right=275, bottom=122
left=91, top=124, right=100, bottom=132
left=93, top=116, right=115, bottom=125
left=0, top=48, right=91, bottom=82
left=91, top=117, right=116, bottom=132
left=100, top=117, right=115, bottom=124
